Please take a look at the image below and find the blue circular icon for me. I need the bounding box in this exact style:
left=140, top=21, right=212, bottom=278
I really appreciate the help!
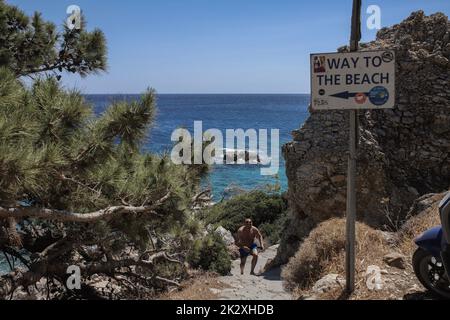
left=369, top=86, right=389, bottom=106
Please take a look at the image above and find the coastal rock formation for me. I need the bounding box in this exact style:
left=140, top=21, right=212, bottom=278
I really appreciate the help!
left=223, top=149, right=262, bottom=164
left=276, top=11, right=450, bottom=265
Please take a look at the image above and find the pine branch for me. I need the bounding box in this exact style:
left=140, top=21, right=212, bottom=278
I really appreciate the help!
left=60, top=174, right=102, bottom=197
left=0, top=192, right=170, bottom=223
left=0, top=205, right=157, bottom=223
left=0, top=247, right=182, bottom=299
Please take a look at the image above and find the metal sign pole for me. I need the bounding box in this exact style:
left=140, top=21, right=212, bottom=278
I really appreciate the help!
left=346, top=0, right=362, bottom=294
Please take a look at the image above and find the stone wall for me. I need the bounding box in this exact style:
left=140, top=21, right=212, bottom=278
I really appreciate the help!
left=276, top=11, right=450, bottom=265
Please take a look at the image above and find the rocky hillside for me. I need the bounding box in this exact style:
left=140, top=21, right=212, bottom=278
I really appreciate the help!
left=275, top=11, right=450, bottom=265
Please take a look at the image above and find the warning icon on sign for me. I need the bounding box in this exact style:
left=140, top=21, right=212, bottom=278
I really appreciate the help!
left=313, top=56, right=326, bottom=73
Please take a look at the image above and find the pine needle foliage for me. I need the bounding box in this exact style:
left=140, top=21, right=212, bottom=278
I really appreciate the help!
left=0, top=0, right=107, bottom=78
left=0, top=67, right=200, bottom=236
left=0, top=1, right=209, bottom=299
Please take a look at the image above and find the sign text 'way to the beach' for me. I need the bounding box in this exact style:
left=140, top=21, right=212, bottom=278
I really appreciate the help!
left=311, top=50, right=396, bottom=110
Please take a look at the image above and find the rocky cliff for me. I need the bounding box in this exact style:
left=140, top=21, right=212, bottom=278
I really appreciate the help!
left=276, top=11, right=450, bottom=265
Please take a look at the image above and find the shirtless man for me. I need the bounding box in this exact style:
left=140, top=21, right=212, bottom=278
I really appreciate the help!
left=236, top=219, right=264, bottom=276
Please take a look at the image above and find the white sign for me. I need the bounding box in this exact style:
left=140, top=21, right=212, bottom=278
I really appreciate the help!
left=311, top=50, right=396, bottom=110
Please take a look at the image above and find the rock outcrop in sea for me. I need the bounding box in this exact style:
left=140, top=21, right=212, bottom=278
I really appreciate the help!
left=275, top=11, right=450, bottom=265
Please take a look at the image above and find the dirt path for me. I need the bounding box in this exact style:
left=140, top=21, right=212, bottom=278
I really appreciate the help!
left=216, top=245, right=292, bottom=300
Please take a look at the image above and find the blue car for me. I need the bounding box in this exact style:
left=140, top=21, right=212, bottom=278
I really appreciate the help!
left=414, top=192, right=450, bottom=299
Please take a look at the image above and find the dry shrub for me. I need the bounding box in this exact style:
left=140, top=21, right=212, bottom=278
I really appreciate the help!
left=397, top=193, right=444, bottom=256
left=159, top=270, right=228, bottom=300
left=282, top=192, right=448, bottom=300
left=282, top=218, right=388, bottom=291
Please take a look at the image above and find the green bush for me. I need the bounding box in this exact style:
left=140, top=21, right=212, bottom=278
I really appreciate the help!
left=187, top=232, right=232, bottom=276
left=201, top=190, right=288, bottom=243
left=259, top=212, right=289, bottom=245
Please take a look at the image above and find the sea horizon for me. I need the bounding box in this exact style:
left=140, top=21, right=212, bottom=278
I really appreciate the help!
left=84, top=93, right=311, bottom=200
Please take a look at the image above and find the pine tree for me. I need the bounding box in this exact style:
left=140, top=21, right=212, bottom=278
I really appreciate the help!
left=0, top=0, right=107, bottom=78
left=0, top=2, right=204, bottom=299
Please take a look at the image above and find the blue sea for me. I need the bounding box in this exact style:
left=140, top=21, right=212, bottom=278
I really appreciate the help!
left=0, top=94, right=309, bottom=274
left=85, top=94, right=310, bottom=199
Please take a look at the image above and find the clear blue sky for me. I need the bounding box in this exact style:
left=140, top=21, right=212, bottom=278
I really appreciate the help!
left=8, top=0, right=450, bottom=94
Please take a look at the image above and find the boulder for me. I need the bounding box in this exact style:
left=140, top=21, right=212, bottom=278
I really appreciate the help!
left=383, top=252, right=407, bottom=269
left=215, top=226, right=235, bottom=246
left=311, top=274, right=345, bottom=295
